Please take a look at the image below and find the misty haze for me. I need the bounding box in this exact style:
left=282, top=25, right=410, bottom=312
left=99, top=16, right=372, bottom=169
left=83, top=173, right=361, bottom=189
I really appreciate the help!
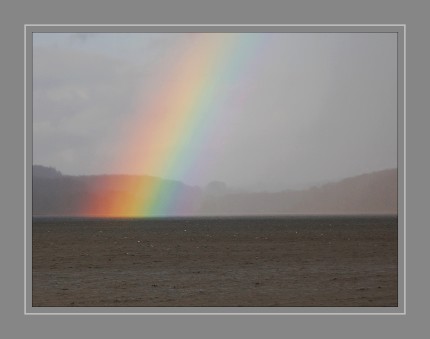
left=33, top=33, right=397, bottom=193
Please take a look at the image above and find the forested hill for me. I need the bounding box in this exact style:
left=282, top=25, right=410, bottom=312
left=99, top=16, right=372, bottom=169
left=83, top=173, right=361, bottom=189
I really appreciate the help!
left=32, top=166, right=397, bottom=216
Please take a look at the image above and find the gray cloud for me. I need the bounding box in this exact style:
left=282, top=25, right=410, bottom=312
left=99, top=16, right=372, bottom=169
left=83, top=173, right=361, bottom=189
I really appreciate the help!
left=70, top=33, right=91, bottom=43
left=33, top=45, right=144, bottom=174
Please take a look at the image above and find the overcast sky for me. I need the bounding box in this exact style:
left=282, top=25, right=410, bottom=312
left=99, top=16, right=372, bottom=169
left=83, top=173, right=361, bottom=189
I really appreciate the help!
left=33, top=32, right=397, bottom=191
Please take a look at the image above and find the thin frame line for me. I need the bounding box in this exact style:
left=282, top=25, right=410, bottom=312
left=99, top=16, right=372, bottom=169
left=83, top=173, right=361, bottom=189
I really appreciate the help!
left=25, top=24, right=406, bottom=315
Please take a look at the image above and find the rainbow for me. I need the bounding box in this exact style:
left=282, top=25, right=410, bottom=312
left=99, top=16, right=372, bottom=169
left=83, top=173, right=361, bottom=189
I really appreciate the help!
left=83, top=33, right=270, bottom=217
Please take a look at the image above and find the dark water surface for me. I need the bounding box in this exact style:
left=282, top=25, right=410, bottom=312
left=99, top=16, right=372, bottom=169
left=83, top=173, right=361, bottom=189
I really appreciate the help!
left=32, top=215, right=398, bottom=307
left=33, top=214, right=397, bottom=236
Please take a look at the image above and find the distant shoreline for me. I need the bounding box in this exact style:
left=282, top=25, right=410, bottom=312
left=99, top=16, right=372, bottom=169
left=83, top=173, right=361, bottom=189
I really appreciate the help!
left=32, top=213, right=398, bottom=220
